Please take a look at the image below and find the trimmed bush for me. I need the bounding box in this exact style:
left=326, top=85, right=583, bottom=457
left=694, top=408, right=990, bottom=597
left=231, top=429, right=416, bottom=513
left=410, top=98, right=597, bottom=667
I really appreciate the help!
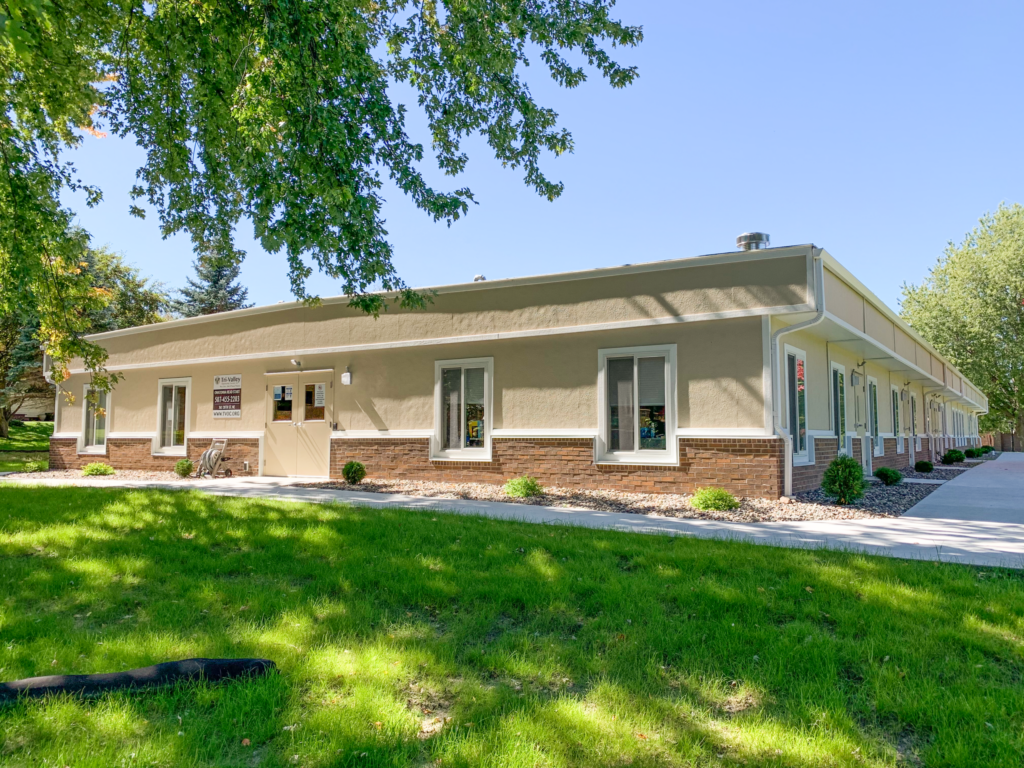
left=81, top=462, right=115, bottom=476
left=914, top=460, right=934, bottom=473
left=9, top=419, right=23, bottom=428
left=690, top=486, right=740, bottom=512
left=981, top=445, right=994, bottom=454
left=821, top=455, right=865, bottom=504
left=342, top=460, right=367, bottom=484
left=174, top=458, right=194, bottom=478
left=963, top=447, right=980, bottom=459
left=504, top=475, right=544, bottom=498
left=873, top=466, right=902, bottom=486
left=941, top=449, right=965, bottom=465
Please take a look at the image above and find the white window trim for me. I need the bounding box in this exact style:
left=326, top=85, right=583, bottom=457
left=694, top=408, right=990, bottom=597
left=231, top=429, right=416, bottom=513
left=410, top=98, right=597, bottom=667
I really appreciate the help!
left=783, top=344, right=811, bottom=465
left=596, top=344, right=678, bottom=466
left=78, top=384, right=110, bottom=455
left=830, top=362, right=848, bottom=454
left=154, top=377, right=192, bottom=456
left=891, top=385, right=904, bottom=453
left=431, top=357, right=493, bottom=462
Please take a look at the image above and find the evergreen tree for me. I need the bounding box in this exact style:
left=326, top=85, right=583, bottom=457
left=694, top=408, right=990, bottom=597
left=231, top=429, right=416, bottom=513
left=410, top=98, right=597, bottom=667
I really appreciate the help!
left=172, top=247, right=253, bottom=318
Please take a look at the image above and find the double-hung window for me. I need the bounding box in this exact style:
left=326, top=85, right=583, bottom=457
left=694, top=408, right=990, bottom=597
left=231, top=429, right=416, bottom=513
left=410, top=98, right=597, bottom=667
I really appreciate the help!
left=156, top=378, right=190, bottom=455
left=831, top=364, right=847, bottom=453
left=892, top=386, right=903, bottom=453
left=597, top=344, right=677, bottom=464
left=784, top=345, right=808, bottom=461
left=433, top=358, right=493, bottom=460
left=81, top=386, right=108, bottom=453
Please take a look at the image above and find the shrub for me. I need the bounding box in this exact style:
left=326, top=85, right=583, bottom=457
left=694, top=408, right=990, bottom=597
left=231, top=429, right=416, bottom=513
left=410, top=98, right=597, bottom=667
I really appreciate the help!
left=690, top=486, right=740, bottom=511
left=821, top=455, right=865, bottom=504
left=504, top=475, right=544, bottom=498
left=941, top=449, right=965, bottom=465
left=914, top=460, right=934, bottom=473
left=82, top=462, right=115, bottom=476
left=342, top=460, right=367, bottom=484
left=981, top=445, right=994, bottom=454
left=9, top=419, right=23, bottom=428
left=873, top=466, right=902, bottom=486
left=174, top=458, right=194, bottom=478
left=963, top=447, right=980, bottom=459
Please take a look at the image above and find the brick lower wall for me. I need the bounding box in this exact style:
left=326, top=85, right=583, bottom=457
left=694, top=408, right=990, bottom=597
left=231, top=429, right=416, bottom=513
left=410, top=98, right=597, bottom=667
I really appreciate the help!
left=870, top=438, right=912, bottom=471
left=49, top=437, right=259, bottom=476
left=330, top=436, right=784, bottom=498
left=791, top=437, right=838, bottom=494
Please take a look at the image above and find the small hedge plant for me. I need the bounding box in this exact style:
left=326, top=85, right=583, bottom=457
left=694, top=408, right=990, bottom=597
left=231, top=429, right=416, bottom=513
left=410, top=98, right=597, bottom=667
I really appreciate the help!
left=821, top=455, right=865, bottom=504
left=873, top=466, right=902, bottom=486
left=504, top=475, right=543, bottom=498
left=941, top=449, right=965, bottom=465
left=174, top=458, right=194, bottom=478
left=342, top=461, right=367, bottom=484
left=981, top=445, right=994, bottom=454
left=82, top=462, right=115, bottom=476
left=690, top=486, right=739, bottom=511
left=914, top=460, right=934, bottom=473
left=963, top=447, right=980, bottom=459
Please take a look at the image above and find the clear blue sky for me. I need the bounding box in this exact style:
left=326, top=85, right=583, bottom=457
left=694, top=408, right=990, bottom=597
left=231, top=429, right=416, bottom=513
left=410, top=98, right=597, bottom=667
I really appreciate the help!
left=62, top=0, right=1024, bottom=312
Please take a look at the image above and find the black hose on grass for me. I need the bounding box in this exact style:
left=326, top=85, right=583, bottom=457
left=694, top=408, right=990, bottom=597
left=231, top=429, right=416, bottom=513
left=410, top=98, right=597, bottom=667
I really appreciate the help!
left=0, top=658, right=276, bottom=703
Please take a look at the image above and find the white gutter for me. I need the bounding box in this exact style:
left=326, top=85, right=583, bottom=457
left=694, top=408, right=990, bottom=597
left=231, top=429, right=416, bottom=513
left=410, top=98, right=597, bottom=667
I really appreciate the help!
left=770, top=250, right=826, bottom=497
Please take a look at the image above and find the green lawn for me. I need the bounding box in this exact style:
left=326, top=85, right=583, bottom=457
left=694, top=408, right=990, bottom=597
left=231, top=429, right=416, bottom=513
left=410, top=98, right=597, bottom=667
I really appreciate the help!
left=0, top=487, right=1021, bottom=768
left=0, top=452, right=48, bottom=473
left=0, top=421, right=53, bottom=452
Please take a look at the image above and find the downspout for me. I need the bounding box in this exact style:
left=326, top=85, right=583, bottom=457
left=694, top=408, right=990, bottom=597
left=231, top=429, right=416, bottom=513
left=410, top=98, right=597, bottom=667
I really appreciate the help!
left=770, top=250, right=826, bottom=497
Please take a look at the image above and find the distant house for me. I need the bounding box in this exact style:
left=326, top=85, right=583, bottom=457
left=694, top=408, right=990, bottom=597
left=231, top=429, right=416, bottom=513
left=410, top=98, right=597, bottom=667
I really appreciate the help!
left=50, top=237, right=986, bottom=497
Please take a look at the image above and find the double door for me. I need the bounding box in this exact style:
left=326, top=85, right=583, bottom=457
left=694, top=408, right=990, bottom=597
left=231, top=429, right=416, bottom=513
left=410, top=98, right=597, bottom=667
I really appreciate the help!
left=265, top=372, right=333, bottom=477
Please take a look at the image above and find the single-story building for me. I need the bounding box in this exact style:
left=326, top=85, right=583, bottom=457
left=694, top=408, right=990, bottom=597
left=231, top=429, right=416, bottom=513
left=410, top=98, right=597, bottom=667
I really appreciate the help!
left=49, top=237, right=987, bottom=497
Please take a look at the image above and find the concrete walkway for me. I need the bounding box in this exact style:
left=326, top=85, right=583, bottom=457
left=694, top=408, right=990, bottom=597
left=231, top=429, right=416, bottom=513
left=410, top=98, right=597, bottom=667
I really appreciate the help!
left=905, top=452, right=1024, bottom=524
left=6, top=462, right=1024, bottom=568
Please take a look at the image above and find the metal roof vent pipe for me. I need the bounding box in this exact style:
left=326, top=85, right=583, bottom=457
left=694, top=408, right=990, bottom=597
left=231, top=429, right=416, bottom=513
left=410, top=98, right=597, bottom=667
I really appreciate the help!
left=736, top=232, right=770, bottom=250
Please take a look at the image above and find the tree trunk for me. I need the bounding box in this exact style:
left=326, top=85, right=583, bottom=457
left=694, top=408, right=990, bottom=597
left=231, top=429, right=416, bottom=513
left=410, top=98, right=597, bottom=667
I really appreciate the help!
left=0, top=408, right=9, bottom=440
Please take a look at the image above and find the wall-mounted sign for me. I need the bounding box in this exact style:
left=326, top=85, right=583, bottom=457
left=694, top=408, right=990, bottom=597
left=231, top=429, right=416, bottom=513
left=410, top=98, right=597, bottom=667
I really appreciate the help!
left=213, top=374, right=242, bottom=418
left=314, top=383, right=326, bottom=407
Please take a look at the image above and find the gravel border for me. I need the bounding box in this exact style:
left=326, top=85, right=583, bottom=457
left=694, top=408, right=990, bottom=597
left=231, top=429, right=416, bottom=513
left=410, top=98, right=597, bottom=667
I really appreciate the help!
left=295, top=478, right=938, bottom=522
left=3, top=469, right=196, bottom=482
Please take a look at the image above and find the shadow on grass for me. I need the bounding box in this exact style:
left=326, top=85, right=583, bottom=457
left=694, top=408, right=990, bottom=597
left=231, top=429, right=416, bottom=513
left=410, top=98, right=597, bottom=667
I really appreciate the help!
left=0, top=485, right=1022, bottom=767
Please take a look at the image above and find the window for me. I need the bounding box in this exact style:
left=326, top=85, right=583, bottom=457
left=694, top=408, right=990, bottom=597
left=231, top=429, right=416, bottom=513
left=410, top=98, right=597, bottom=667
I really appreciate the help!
left=868, top=378, right=882, bottom=456
left=157, top=378, right=190, bottom=454
left=891, top=386, right=900, bottom=435
left=304, top=384, right=326, bottom=421
left=784, top=346, right=808, bottom=459
left=597, top=344, right=677, bottom=464
left=81, top=386, right=108, bottom=452
left=272, top=384, right=294, bottom=422
left=433, top=358, right=492, bottom=460
left=910, top=395, right=918, bottom=437
left=831, top=364, right=846, bottom=449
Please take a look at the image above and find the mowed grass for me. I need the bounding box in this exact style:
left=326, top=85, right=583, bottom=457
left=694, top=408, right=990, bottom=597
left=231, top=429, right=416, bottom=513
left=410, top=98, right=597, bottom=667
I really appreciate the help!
left=0, top=487, right=1021, bottom=768
left=0, top=421, right=53, bottom=452
left=0, top=452, right=48, bottom=473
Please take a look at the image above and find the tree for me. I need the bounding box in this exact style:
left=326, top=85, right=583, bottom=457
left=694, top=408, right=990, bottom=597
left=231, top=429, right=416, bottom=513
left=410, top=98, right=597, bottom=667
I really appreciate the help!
left=0, top=242, right=167, bottom=436
left=1, top=1, right=642, bottom=388
left=901, top=203, right=1024, bottom=440
left=171, top=246, right=253, bottom=318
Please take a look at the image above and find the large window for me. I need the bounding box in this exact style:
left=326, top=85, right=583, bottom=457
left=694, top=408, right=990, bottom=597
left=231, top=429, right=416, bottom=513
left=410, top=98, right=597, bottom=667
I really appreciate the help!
left=157, top=378, right=190, bottom=454
left=597, top=344, right=676, bottom=464
left=784, top=346, right=808, bottom=460
left=433, top=358, right=492, bottom=460
left=81, top=386, right=108, bottom=452
left=868, top=378, right=882, bottom=456
left=831, top=364, right=846, bottom=451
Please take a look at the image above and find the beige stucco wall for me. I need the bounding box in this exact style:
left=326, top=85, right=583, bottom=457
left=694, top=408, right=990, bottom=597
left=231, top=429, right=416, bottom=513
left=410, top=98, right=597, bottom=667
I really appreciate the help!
left=84, top=251, right=809, bottom=370
left=776, top=325, right=830, bottom=432
left=60, top=315, right=767, bottom=437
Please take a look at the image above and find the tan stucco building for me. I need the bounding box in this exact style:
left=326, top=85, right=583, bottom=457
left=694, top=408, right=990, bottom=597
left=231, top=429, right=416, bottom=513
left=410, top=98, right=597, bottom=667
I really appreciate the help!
left=51, top=243, right=987, bottom=497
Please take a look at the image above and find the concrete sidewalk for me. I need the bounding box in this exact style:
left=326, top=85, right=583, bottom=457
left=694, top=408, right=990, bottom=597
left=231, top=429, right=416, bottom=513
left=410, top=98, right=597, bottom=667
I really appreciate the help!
left=905, top=452, right=1024, bottom=524
left=6, top=471, right=1024, bottom=568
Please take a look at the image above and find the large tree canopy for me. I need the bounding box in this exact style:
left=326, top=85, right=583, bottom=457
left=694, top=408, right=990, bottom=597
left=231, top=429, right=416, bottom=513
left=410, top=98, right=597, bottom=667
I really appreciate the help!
left=1, top=0, right=641, bottom=386
left=901, top=203, right=1024, bottom=437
